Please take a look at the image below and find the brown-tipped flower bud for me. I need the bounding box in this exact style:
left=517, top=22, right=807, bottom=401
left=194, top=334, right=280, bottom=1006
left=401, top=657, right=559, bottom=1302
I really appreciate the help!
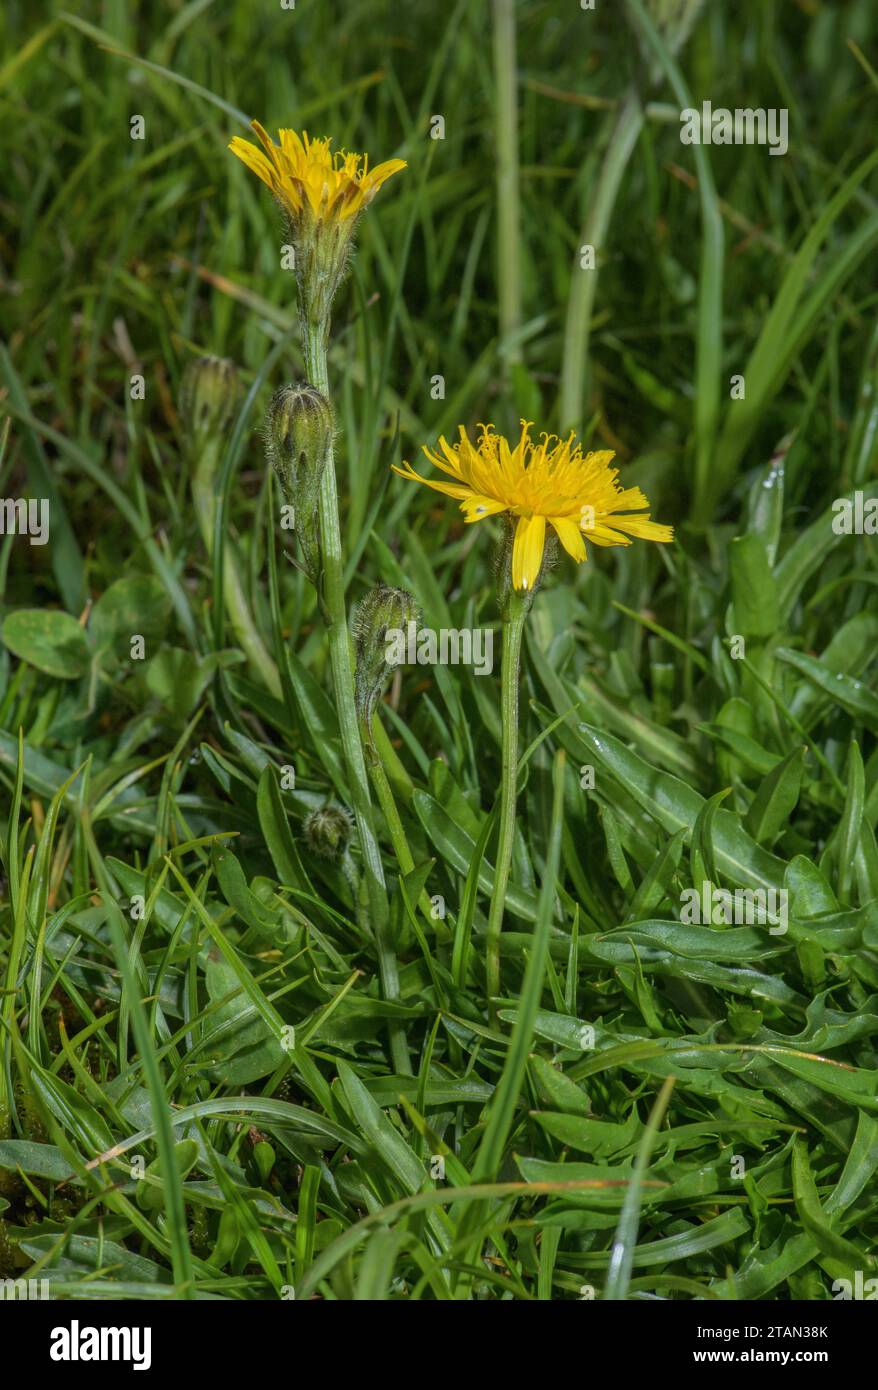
left=351, top=584, right=419, bottom=730
left=266, top=383, right=333, bottom=585
left=303, top=804, right=354, bottom=860
left=180, top=355, right=240, bottom=448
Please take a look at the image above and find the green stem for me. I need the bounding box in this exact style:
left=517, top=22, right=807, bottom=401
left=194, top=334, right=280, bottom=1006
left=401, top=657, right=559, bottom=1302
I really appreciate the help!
left=371, top=713, right=414, bottom=803
left=485, top=590, right=527, bottom=1014
left=368, top=737, right=416, bottom=878
left=303, top=317, right=410, bottom=1076
left=192, top=444, right=281, bottom=698
left=559, top=83, right=644, bottom=436
left=455, top=748, right=567, bottom=1297
left=492, top=0, right=522, bottom=368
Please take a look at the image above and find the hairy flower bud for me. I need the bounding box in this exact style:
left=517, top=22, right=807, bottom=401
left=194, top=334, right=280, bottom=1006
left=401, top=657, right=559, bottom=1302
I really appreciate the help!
left=266, top=383, right=333, bottom=584
left=303, top=804, right=354, bottom=860
left=351, top=584, right=419, bottom=730
left=180, top=355, right=240, bottom=449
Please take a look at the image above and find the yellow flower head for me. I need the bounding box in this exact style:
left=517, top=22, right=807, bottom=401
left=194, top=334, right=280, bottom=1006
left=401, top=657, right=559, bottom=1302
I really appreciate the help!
left=228, top=122, right=406, bottom=226
left=393, top=421, right=674, bottom=591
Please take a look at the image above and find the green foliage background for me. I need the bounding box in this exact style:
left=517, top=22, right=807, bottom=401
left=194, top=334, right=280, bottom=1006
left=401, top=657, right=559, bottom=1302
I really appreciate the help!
left=0, top=0, right=877, bottom=1300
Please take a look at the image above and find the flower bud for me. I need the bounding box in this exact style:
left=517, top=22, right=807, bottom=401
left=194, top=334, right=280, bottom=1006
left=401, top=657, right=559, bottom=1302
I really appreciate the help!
left=180, top=355, right=240, bottom=448
left=266, top=383, right=333, bottom=584
left=303, top=804, right=354, bottom=860
left=351, top=584, right=419, bottom=729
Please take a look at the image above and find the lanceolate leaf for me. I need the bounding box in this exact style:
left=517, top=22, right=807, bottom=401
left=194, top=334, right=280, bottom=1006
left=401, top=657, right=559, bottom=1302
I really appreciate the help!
left=578, top=723, right=787, bottom=891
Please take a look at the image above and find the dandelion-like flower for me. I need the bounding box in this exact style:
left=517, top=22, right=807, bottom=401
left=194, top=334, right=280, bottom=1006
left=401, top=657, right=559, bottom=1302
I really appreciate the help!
left=229, top=122, right=406, bottom=323
left=229, top=122, right=406, bottom=227
left=393, top=421, right=674, bottom=591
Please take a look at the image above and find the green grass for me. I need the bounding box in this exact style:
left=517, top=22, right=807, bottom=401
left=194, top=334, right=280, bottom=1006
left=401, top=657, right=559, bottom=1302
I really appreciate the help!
left=0, top=0, right=877, bottom=1300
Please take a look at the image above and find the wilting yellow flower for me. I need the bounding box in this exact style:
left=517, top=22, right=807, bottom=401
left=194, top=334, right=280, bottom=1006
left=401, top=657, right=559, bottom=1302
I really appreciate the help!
left=394, top=422, right=674, bottom=591
left=228, top=122, right=406, bottom=226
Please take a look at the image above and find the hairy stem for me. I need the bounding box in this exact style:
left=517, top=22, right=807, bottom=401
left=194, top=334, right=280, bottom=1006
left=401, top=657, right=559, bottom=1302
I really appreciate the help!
left=485, top=590, right=527, bottom=1014
left=303, top=316, right=410, bottom=1075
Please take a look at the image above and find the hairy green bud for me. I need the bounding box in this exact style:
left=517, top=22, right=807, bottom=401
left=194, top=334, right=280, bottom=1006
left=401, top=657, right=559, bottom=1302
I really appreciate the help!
left=303, top=804, right=354, bottom=860
left=351, top=584, right=419, bottom=730
left=266, top=383, right=333, bottom=584
left=180, top=355, right=240, bottom=449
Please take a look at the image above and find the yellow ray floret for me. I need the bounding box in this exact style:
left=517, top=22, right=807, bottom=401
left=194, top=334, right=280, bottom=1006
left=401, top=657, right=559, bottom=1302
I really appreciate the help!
left=228, top=121, right=406, bottom=223
left=393, top=421, right=674, bottom=591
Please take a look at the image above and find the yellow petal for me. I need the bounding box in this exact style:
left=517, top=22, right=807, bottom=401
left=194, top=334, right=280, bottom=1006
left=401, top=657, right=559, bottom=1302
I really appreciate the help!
left=251, top=120, right=277, bottom=154
left=278, top=128, right=307, bottom=165
left=607, top=514, right=675, bottom=543
left=607, top=485, right=649, bottom=512
left=365, top=158, right=407, bottom=194
left=588, top=523, right=633, bottom=547
left=512, top=514, right=546, bottom=591
left=422, top=440, right=465, bottom=480
left=303, top=166, right=328, bottom=215
left=461, top=494, right=507, bottom=523
left=391, top=462, right=473, bottom=500
left=228, top=137, right=276, bottom=190
left=549, top=515, right=587, bottom=563
left=335, top=184, right=365, bottom=220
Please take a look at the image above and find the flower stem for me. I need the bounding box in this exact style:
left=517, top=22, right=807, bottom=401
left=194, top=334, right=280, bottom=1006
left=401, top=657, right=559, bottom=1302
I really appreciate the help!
left=367, top=733, right=416, bottom=879
left=303, top=316, right=410, bottom=1076
left=485, top=588, right=527, bottom=1015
